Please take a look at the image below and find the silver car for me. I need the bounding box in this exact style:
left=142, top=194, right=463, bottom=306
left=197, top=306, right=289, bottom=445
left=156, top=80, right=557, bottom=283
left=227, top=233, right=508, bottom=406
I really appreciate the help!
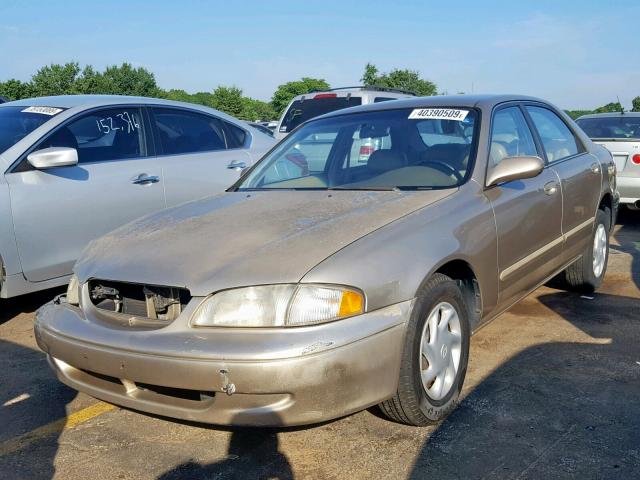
left=576, top=112, right=640, bottom=209
left=36, top=95, right=617, bottom=427
left=0, top=95, right=274, bottom=299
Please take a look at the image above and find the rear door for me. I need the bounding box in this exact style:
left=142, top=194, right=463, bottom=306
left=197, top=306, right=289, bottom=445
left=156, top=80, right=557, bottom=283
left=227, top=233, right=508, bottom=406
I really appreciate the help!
left=5, top=106, right=166, bottom=282
left=483, top=104, right=564, bottom=307
left=525, top=105, right=601, bottom=261
left=149, top=107, right=252, bottom=207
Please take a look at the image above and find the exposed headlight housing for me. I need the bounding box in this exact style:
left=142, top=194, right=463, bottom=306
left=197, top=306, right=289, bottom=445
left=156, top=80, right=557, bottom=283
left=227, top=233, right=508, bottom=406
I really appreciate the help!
left=66, top=274, right=80, bottom=306
left=191, top=284, right=364, bottom=328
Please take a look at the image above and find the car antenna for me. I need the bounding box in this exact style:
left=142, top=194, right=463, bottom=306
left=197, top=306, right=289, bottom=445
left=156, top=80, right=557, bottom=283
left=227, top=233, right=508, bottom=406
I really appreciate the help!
left=617, top=96, right=624, bottom=114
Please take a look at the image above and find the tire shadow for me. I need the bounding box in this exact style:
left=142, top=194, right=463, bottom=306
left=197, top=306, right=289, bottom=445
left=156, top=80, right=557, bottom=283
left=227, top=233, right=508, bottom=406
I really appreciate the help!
left=612, top=207, right=640, bottom=289
left=408, top=291, right=640, bottom=479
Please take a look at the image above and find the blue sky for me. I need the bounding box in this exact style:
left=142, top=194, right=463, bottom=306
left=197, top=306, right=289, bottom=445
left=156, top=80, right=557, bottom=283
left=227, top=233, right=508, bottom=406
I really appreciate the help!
left=1, top=0, right=638, bottom=109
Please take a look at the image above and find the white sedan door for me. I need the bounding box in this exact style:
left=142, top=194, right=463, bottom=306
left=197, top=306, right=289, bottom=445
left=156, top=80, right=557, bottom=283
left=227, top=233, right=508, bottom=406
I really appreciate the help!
left=5, top=106, right=166, bottom=282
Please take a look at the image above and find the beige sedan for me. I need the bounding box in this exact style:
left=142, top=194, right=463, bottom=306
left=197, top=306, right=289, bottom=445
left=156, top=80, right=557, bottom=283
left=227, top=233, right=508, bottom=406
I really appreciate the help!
left=35, top=95, right=618, bottom=426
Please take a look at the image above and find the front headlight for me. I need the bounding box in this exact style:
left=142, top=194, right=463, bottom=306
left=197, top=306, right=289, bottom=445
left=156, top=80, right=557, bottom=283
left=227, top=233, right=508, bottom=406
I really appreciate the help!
left=66, top=274, right=80, bottom=306
left=191, top=284, right=364, bottom=327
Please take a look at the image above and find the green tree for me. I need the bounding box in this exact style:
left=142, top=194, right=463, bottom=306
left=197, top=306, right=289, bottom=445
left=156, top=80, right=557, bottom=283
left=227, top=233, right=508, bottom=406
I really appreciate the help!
left=0, top=78, right=33, bottom=100
left=30, top=62, right=83, bottom=96
left=632, top=96, right=640, bottom=112
left=360, top=63, right=437, bottom=96
left=210, top=86, right=244, bottom=117
left=271, top=77, right=330, bottom=115
left=565, top=110, right=594, bottom=120
left=162, top=88, right=194, bottom=103
left=241, top=97, right=276, bottom=121
left=361, top=63, right=378, bottom=86
left=99, top=63, right=160, bottom=97
left=594, top=102, right=623, bottom=114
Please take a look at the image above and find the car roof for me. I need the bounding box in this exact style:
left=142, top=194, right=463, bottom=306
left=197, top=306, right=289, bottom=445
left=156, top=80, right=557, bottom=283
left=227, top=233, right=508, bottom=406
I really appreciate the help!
left=1, top=94, right=194, bottom=108
left=0, top=94, right=246, bottom=125
left=312, top=94, right=548, bottom=120
left=576, top=112, right=640, bottom=120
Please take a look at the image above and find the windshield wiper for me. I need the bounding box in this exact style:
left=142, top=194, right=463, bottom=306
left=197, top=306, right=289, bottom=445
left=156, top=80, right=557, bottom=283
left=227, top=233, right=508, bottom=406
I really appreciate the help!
left=327, top=186, right=400, bottom=191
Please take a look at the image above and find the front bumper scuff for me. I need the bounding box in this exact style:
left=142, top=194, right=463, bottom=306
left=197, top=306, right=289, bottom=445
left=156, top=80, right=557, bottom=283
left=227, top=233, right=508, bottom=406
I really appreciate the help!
left=35, top=299, right=411, bottom=426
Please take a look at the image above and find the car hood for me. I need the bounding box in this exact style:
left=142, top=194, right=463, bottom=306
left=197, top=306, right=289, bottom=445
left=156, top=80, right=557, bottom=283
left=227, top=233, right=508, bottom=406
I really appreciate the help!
left=75, top=189, right=454, bottom=296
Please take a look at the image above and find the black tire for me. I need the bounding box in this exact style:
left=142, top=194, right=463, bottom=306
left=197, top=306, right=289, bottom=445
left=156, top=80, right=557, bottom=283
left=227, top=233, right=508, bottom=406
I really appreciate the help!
left=554, top=209, right=610, bottom=293
left=379, top=273, right=470, bottom=426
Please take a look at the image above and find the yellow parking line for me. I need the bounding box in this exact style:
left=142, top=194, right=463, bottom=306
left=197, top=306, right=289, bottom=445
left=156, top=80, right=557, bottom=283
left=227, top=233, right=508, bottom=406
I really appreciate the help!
left=0, top=402, right=116, bottom=457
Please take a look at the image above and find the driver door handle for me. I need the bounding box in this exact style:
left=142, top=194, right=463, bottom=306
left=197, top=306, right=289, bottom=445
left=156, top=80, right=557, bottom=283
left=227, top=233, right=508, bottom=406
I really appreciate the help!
left=131, top=173, right=160, bottom=185
left=544, top=181, right=558, bottom=196
left=227, top=160, right=246, bottom=170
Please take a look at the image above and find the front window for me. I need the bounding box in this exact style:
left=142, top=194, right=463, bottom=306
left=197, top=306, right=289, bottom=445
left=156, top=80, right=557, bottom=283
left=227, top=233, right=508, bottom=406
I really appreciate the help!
left=576, top=116, right=640, bottom=141
left=238, top=107, right=478, bottom=191
left=35, top=107, right=146, bottom=163
left=0, top=106, right=66, bottom=155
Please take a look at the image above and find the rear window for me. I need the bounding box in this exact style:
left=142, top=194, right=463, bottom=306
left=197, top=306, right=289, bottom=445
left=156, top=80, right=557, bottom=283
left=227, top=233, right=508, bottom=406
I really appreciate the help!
left=0, top=106, right=65, bottom=155
left=577, top=116, right=640, bottom=140
left=279, top=96, right=362, bottom=133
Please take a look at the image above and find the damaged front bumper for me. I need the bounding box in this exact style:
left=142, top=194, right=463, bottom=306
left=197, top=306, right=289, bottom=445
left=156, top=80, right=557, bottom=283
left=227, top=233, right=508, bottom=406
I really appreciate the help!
left=34, top=297, right=411, bottom=426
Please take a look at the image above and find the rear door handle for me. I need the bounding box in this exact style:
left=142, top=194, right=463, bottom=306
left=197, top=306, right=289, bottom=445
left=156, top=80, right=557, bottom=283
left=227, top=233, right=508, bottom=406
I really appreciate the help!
left=590, top=163, right=601, bottom=174
left=227, top=160, right=246, bottom=170
left=131, top=173, right=160, bottom=185
left=544, top=181, right=558, bottom=196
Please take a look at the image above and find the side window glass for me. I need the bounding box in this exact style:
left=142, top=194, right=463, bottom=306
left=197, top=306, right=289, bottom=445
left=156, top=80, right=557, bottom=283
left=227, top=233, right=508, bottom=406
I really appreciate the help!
left=153, top=108, right=228, bottom=155
left=489, top=107, right=537, bottom=166
left=526, top=106, right=579, bottom=162
left=223, top=121, right=247, bottom=148
left=38, top=108, right=146, bottom=163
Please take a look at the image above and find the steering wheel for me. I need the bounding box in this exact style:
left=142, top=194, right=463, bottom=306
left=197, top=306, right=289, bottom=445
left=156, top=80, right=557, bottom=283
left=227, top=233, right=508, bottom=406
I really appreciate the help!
left=421, top=161, right=464, bottom=182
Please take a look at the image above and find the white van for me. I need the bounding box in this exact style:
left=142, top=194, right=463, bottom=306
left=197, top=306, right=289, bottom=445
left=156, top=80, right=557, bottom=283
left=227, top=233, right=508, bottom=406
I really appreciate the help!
left=274, top=86, right=415, bottom=141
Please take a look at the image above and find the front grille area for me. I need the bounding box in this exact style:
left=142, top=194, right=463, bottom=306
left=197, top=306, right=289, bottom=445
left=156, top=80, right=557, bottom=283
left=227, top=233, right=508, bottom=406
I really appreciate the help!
left=88, top=279, right=191, bottom=327
left=79, top=369, right=216, bottom=403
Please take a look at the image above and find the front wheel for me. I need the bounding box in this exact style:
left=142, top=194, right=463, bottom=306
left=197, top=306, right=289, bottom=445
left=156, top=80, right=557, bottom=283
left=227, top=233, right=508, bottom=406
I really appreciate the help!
left=379, top=273, right=470, bottom=426
left=555, top=209, right=610, bottom=292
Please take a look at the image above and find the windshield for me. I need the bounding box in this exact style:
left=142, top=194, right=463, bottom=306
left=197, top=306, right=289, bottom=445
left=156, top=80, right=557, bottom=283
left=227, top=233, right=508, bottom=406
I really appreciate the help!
left=577, top=116, right=640, bottom=140
left=279, top=96, right=363, bottom=134
left=0, top=106, right=65, bottom=155
left=239, top=107, right=478, bottom=191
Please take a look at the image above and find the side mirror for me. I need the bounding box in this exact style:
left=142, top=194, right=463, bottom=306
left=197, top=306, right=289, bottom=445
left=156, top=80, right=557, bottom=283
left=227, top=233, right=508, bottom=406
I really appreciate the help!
left=486, top=156, right=544, bottom=187
left=27, top=147, right=78, bottom=170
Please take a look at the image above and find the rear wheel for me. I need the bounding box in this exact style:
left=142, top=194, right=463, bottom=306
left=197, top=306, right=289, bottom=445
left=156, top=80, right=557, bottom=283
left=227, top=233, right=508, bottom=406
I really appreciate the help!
left=379, top=273, right=470, bottom=426
left=554, top=209, right=610, bottom=293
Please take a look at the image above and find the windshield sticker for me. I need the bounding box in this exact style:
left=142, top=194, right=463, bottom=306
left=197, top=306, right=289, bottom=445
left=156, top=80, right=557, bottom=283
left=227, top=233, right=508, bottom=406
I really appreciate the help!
left=409, top=108, right=469, bottom=121
left=21, top=106, right=64, bottom=116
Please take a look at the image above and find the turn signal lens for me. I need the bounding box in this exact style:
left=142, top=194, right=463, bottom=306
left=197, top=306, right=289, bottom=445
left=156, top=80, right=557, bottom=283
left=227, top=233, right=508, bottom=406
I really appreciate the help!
left=339, top=290, right=364, bottom=317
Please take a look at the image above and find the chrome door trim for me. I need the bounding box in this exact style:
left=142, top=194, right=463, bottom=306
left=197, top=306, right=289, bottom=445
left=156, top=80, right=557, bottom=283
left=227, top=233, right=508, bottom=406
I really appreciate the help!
left=499, top=216, right=595, bottom=281
left=563, top=217, right=595, bottom=240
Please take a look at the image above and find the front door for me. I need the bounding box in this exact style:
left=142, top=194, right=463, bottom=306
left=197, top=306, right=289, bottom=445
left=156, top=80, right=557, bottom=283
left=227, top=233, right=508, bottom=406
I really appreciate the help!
left=5, top=106, right=166, bottom=282
left=483, top=105, right=564, bottom=307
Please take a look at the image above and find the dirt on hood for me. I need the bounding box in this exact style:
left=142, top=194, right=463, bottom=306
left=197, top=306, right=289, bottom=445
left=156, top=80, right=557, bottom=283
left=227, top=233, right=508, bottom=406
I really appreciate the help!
left=75, top=189, right=454, bottom=296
